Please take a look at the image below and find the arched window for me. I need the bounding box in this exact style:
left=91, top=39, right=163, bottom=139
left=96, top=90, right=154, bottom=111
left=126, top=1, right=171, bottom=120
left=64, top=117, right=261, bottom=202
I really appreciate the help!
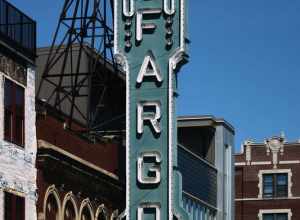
left=79, top=199, right=94, bottom=220
left=64, top=200, right=77, bottom=220
left=81, top=207, right=93, bottom=220
left=45, top=194, right=60, bottom=220
left=95, top=205, right=107, bottom=220
left=43, top=185, right=61, bottom=220
left=62, top=192, right=78, bottom=220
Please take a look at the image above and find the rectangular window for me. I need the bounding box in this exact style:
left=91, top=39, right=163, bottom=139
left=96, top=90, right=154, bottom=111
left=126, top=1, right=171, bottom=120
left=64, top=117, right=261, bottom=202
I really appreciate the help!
left=4, top=78, right=25, bottom=147
left=4, top=192, right=25, bottom=220
left=263, top=213, right=288, bottom=220
left=263, top=173, right=288, bottom=198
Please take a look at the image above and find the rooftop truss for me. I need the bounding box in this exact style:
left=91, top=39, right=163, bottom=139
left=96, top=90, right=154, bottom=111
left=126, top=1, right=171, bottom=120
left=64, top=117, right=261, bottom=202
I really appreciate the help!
left=37, top=0, right=125, bottom=139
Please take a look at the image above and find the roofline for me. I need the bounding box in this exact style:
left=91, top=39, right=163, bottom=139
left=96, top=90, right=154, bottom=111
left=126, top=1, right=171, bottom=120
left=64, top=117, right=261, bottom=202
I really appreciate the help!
left=234, top=141, right=300, bottom=155
left=37, top=44, right=125, bottom=81
left=177, top=115, right=235, bottom=134
left=37, top=139, right=119, bottom=180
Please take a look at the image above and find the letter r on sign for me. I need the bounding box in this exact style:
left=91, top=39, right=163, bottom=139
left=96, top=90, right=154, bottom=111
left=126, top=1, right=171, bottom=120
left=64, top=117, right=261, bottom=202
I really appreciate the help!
left=137, top=101, right=161, bottom=134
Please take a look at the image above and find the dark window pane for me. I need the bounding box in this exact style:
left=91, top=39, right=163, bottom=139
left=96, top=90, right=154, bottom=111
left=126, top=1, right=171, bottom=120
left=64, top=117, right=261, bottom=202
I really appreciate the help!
left=3, top=78, right=25, bottom=147
left=4, top=109, right=12, bottom=141
left=4, top=79, right=13, bottom=107
left=276, top=174, right=288, bottom=197
left=4, top=192, right=25, bottom=220
left=16, top=195, right=25, bottom=220
left=277, top=174, right=287, bottom=185
left=15, top=116, right=24, bottom=146
left=4, top=192, right=12, bottom=220
left=15, top=86, right=24, bottom=114
left=276, top=213, right=288, bottom=220
left=263, top=174, right=274, bottom=197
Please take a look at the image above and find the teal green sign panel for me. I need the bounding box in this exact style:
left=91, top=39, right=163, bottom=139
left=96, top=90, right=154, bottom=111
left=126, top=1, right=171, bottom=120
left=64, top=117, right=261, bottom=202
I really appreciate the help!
left=114, top=0, right=190, bottom=219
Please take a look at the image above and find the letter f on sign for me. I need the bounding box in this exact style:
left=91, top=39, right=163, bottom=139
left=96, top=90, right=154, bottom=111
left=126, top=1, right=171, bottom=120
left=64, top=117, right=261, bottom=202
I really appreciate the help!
left=136, top=8, right=161, bottom=42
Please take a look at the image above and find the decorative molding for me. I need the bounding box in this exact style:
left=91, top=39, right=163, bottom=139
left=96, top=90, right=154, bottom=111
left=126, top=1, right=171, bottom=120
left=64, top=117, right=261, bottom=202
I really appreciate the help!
left=79, top=198, right=94, bottom=220
left=245, top=141, right=252, bottom=165
left=279, top=160, right=300, bottom=165
left=258, top=209, right=292, bottom=220
left=43, top=185, right=62, bottom=220
left=61, top=191, right=79, bottom=220
left=95, top=204, right=108, bottom=220
left=235, top=162, right=246, bottom=166
left=235, top=161, right=272, bottom=166
left=251, top=161, right=272, bottom=165
left=38, top=140, right=118, bottom=180
left=258, top=169, right=292, bottom=199
left=236, top=197, right=300, bottom=201
left=265, top=136, right=284, bottom=168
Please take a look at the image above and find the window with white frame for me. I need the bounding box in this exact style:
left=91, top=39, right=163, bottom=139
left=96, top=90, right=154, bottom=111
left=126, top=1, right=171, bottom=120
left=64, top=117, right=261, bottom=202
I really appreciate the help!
left=263, top=213, right=288, bottom=220
left=263, top=173, right=288, bottom=198
left=4, top=78, right=25, bottom=147
left=258, top=209, right=292, bottom=220
left=4, top=191, right=25, bottom=220
left=258, top=169, right=292, bottom=198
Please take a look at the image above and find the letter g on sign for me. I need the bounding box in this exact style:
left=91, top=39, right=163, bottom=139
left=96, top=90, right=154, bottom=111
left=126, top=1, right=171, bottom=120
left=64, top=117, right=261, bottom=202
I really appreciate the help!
left=137, top=151, right=162, bottom=185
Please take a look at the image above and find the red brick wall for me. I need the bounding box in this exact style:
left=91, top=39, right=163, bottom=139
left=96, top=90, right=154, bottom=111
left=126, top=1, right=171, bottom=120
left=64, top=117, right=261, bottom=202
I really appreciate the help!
left=235, top=143, right=300, bottom=220
left=36, top=114, right=120, bottom=174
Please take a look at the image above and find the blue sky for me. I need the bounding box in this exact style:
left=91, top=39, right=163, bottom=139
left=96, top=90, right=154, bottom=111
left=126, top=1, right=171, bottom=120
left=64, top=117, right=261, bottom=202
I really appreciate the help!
left=10, top=0, right=300, bottom=152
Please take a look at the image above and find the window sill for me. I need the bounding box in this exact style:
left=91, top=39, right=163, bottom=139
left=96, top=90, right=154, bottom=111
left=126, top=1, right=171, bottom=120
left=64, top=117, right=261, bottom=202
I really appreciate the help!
left=3, top=139, right=25, bottom=150
left=261, top=197, right=290, bottom=200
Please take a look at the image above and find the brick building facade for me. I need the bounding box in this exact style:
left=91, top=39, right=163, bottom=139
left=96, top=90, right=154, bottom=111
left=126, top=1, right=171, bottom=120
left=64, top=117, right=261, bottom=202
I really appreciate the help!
left=235, top=136, right=300, bottom=220
left=35, top=107, right=124, bottom=220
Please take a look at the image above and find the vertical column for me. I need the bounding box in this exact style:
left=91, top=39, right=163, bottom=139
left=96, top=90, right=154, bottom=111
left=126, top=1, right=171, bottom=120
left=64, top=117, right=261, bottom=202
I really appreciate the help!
left=0, top=74, right=4, bottom=141
left=0, top=190, right=4, bottom=220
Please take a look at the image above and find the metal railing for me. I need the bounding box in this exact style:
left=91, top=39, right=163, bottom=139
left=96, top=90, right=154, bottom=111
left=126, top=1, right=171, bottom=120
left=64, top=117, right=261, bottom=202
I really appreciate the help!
left=0, top=0, right=36, bottom=60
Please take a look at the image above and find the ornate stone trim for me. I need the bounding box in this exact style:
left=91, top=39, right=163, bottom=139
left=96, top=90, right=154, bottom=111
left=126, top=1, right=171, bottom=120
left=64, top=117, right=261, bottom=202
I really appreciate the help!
left=43, top=185, right=62, bottom=220
left=244, top=140, right=252, bottom=165
left=79, top=198, right=94, bottom=220
left=61, top=191, right=79, bottom=220
left=265, top=136, right=284, bottom=169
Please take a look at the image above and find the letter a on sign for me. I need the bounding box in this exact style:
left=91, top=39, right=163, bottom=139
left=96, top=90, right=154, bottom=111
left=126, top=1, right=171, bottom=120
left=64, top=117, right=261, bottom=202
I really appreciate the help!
left=136, top=51, right=163, bottom=84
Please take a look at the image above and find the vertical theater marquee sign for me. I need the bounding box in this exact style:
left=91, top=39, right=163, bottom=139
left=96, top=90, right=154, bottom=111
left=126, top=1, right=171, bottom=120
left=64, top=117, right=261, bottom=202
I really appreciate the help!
left=114, top=0, right=190, bottom=219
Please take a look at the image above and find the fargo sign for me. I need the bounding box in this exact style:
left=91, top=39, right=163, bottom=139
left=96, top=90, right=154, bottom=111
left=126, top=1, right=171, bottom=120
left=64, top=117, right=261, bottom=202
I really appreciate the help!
left=114, top=0, right=189, bottom=219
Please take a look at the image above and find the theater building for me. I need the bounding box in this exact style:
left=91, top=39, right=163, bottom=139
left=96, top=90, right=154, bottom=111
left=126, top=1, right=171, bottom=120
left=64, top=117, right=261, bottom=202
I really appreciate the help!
left=0, top=0, right=37, bottom=219
left=178, top=116, right=235, bottom=220
left=235, top=136, right=300, bottom=220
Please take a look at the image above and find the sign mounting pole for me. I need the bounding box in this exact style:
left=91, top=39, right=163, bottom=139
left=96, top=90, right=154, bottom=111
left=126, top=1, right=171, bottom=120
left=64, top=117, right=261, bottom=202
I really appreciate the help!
left=114, top=0, right=190, bottom=219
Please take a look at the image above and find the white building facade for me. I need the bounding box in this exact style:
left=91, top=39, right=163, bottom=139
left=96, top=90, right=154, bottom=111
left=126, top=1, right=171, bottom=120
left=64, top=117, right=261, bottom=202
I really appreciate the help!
left=0, top=0, right=37, bottom=219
